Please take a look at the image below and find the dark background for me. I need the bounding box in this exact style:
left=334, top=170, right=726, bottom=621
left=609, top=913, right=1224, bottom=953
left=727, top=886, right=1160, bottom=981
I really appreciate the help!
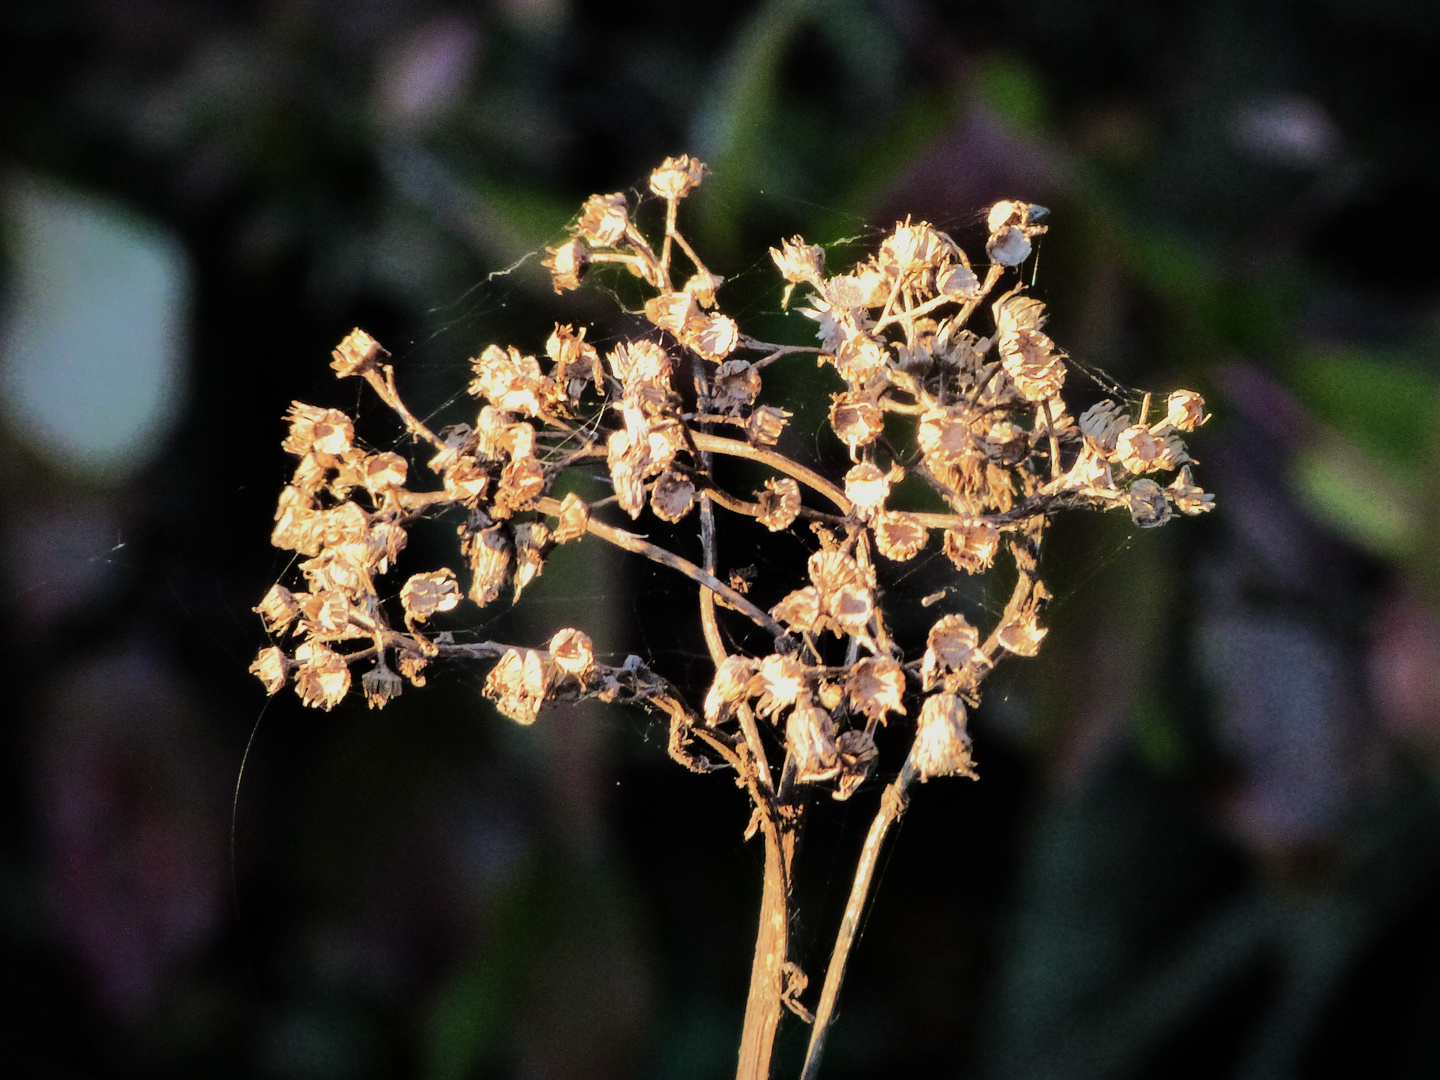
left=4, top=1, right=1440, bottom=1078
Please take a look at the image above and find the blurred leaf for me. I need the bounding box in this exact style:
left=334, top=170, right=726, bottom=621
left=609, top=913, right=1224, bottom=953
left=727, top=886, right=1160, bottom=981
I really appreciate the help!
left=1290, top=437, right=1420, bottom=558
left=971, top=53, right=1049, bottom=133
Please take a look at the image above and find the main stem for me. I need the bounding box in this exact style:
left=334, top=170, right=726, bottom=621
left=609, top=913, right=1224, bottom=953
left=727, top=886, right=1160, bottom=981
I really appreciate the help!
left=736, top=816, right=796, bottom=1080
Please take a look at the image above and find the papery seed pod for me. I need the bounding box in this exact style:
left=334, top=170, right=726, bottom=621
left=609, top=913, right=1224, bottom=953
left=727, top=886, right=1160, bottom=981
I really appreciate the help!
left=771, top=586, right=823, bottom=634
left=427, top=424, right=478, bottom=473
left=331, top=328, right=388, bottom=378
left=943, top=522, right=999, bottom=574
left=364, top=452, right=408, bottom=495
left=1115, top=425, right=1187, bottom=474
left=997, top=609, right=1047, bottom=656
left=401, top=569, right=462, bottom=622
left=843, top=462, right=892, bottom=520
left=255, top=584, right=301, bottom=634
left=484, top=647, right=550, bottom=725
left=936, top=263, right=981, bottom=299
left=577, top=192, right=630, bottom=247
left=986, top=225, right=1032, bottom=267
left=913, top=693, right=978, bottom=781
left=1166, top=390, right=1206, bottom=432
left=362, top=663, right=404, bottom=709
left=512, top=521, right=551, bottom=601
left=921, top=613, right=980, bottom=690
left=834, top=729, right=878, bottom=801
left=549, top=627, right=596, bottom=681
left=873, top=512, right=927, bottom=561
left=547, top=324, right=602, bottom=402
left=293, top=640, right=351, bottom=710
left=834, top=335, right=887, bottom=385
left=829, top=392, right=884, bottom=450
left=1166, top=466, right=1215, bottom=515
left=1128, top=478, right=1172, bottom=528
left=466, top=525, right=513, bottom=605
left=543, top=237, right=590, bottom=293
left=757, top=477, right=801, bottom=531
left=688, top=313, right=740, bottom=361
left=994, top=294, right=1065, bottom=401
left=607, top=429, right=649, bottom=519
left=787, top=694, right=840, bottom=783
left=917, top=407, right=972, bottom=464
left=704, top=655, right=757, bottom=725
left=747, top=406, right=789, bottom=446
left=684, top=269, right=723, bottom=308
left=1079, top=400, right=1130, bottom=454
left=609, top=339, right=672, bottom=390
left=651, top=469, right=697, bottom=523
left=770, top=236, right=825, bottom=287
left=711, top=360, right=761, bottom=415
left=749, top=654, right=808, bottom=719
left=443, top=456, right=490, bottom=503
left=846, top=657, right=906, bottom=722
left=553, top=491, right=590, bottom=543
left=649, top=154, right=706, bottom=199
left=250, top=646, right=289, bottom=695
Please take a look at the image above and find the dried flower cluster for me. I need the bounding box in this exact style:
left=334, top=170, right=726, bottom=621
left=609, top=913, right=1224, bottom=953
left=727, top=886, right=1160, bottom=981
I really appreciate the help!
left=252, top=156, right=1212, bottom=1080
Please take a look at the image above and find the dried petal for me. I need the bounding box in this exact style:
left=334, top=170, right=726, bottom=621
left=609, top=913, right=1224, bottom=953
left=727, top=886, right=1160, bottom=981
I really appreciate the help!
left=1167, top=466, right=1214, bottom=516
left=912, top=694, right=977, bottom=781
left=749, top=654, right=808, bottom=719
left=547, top=324, right=602, bottom=402
left=469, top=344, right=545, bottom=416
left=828, top=583, right=875, bottom=636
left=1115, top=425, right=1187, bottom=474
left=687, top=313, right=739, bottom=361
left=772, top=586, right=823, bottom=634
left=512, top=521, right=551, bottom=601
left=645, top=291, right=704, bottom=338
left=1079, top=400, right=1130, bottom=454
left=466, top=524, right=513, bottom=605
left=917, top=407, right=973, bottom=465
left=808, top=549, right=861, bottom=594
left=997, top=609, right=1047, bottom=656
left=936, top=263, right=981, bottom=299
left=846, top=657, right=906, bottom=722
left=250, top=646, right=288, bottom=695
left=770, top=236, right=825, bottom=286
left=986, top=225, right=1032, bottom=266
left=994, top=293, right=1065, bottom=401
left=609, top=339, right=672, bottom=391
left=685, top=269, right=724, bottom=308
left=1166, top=390, right=1206, bottom=432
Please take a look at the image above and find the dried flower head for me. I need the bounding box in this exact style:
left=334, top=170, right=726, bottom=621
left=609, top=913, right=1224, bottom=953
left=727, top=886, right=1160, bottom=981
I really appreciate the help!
left=400, top=569, right=462, bottom=622
left=649, top=154, right=706, bottom=199
left=912, top=694, right=977, bottom=781
left=757, top=478, right=801, bottom=532
left=577, top=192, right=630, bottom=247
left=484, top=647, right=550, bottom=725
left=549, top=627, right=596, bottom=681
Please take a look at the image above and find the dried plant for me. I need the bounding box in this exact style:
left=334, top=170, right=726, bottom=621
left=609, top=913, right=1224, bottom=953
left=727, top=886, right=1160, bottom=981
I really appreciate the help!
left=251, top=155, right=1213, bottom=1080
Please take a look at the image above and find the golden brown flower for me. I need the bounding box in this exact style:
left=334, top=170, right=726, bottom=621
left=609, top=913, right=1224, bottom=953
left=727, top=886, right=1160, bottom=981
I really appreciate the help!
left=834, top=729, right=878, bottom=800
left=255, top=584, right=301, bottom=634
left=284, top=403, right=355, bottom=458
left=846, top=657, right=906, bottom=722
left=943, top=522, right=999, bottom=574
left=330, top=327, right=389, bottom=378
left=917, top=407, right=973, bottom=465
left=495, top=456, right=545, bottom=516
left=364, top=452, right=408, bottom=495
left=465, top=524, right=513, bottom=605
left=747, top=405, right=789, bottom=445
left=401, top=569, right=462, bottom=622
left=543, top=237, right=590, bottom=292
left=770, top=236, right=825, bottom=287
left=997, top=609, right=1047, bottom=656
left=711, top=360, right=761, bottom=415
left=808, top=548, right=862, bottom=594
left=757, top=477, right=801, bottom=531
left=921, top=613, right=979, bottom=690
left=704, top=655, right=757, bottom=725
left=688, top=313, right=739, bottom=361
left=873, top=512, right=927, bottom=561
left=684, top=269, right=723, bottom=308
left=512, top=521, right=551, bottom=601
left=1166, top=466, right=1215, bottom=516
left=552, top=491, right=590, bottom=543
left=484, top=647, right=550, bottom=725
left=1166, top=390, right=1206, bottom=432
left=549, top=628, right=596, bottom=682
left=649, top=154, right=706, bottom=199
left=749, top=654, right=808, bottom=719
left=577, top=192, right=630, bottom=247
left=994, top=293, right=1065, bottom=401
left=843, top=462, right=893, bottom=520
left=250, top=646, right=289, bottom=695
left=912, top=693, right=978, bottom=781
left=1114, top=424, right=1187, bottom=474
left=293, top=641, right=351, bottom=710
left=787, top=694, right=840, bottom=783
left=547, top=324, right=601, bottom=402
left=645, top=291, right=704, bottom=338
left=828, top=583, right=875, bottom=637
left=771, top=586, right=823, bottom=633
left=469, top=344, right=545, bottom=417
